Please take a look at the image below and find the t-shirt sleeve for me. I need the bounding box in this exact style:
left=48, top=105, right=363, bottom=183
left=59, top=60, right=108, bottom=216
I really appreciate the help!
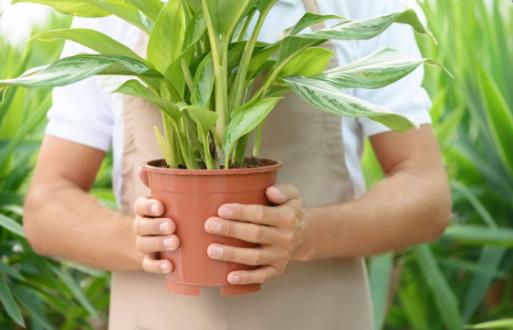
left=45, top=17, right=132, bottom=151
left=352, top=1, right=433, bottom=137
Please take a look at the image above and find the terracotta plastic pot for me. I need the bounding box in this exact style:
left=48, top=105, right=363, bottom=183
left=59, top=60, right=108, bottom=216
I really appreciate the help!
left=140, top=159, right=281, bottom=296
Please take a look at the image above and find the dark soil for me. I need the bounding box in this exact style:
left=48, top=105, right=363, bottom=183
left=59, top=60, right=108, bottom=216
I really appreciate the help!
left=148, top=158, right=276, bottom=170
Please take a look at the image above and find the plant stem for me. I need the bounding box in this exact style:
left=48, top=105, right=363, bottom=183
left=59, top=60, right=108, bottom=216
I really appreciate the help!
left=229, top=5, right=274, bottom=112
left=201, top=0, right=228, bottom=158
left=252, top=123, right=264, bottom=158
left=161, top=114, right=178, bottom=168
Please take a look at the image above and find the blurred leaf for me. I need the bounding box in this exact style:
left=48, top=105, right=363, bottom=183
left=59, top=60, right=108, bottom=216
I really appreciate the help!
left=0, top=213, right=25, bottom=237
left=368, top=254, right=393, bottom=330
left=463, top=247, right=505, bottom=322
left=444, top=225, right=513, bottom=247
left=50, top=266, right=99, bottom=318
left=414, top=245, right=463, bottom=330
left=477, top=66, right=513, bottom=178
left=0, top=277, right=25, bottom=327
left=466, top=318, right=513, bottom=330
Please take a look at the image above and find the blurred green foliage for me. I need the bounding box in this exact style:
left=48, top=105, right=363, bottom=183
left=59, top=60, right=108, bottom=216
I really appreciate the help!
left=0, top=8, right=111, bottom=330
left=367, top=0, right=513, bottom=329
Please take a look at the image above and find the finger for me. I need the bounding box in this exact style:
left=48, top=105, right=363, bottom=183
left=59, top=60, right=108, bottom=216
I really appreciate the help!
left=204, top=217, right=281, bottom=244
left=133, top=197, right=164, bottom=217
left=227, top=266, right=278, bottom=285
left=133, top=217, right=175, bottom=236
left=266, top=185, right=299, bottom=204
left=142, top=255, right=173, bottom=274
left=218, top=203, right=297, bottom=227
left=207, top=244, right=276, bottom=266
left=136, top=235, right=180, bottom=254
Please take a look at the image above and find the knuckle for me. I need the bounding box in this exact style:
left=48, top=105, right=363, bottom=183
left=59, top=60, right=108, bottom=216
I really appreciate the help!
left=253, top=225, right=264, bottom=241
left=253, top=251, right=264, bottom=265
left=250, top=205, right=265, bottom=222
left=282, top=208, right=296, bottom=226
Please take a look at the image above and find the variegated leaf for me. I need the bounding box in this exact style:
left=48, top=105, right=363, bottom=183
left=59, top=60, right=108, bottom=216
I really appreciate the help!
left=0, top=55, right=160, bottom=89
left=314, top=47, right=442, bottom=89
left=33, top=28, right=145, bottom=62
left=297, top=9, right=434, bottom=41
left=283, top=76, right=416, bottom=131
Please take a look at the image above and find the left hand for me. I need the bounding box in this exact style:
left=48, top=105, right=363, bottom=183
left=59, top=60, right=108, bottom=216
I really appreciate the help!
left=204, top=184, right=306, bottom=286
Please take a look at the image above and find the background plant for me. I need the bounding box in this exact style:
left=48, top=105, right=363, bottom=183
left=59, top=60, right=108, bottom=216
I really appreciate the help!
left=366, top=1, right=513, bottom=329
left=2, top=0, right=440, bottom=170
left=0, top=4, right=111, bottom=329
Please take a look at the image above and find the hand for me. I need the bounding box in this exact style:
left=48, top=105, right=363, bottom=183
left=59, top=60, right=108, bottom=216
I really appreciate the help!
left=204, top=185, right=306, bottom=285
left=132, top=197, right=180, bottom=274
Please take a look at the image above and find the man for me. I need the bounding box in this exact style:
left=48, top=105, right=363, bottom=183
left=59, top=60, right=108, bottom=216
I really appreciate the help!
left=23, top=0, right=451, bottom=329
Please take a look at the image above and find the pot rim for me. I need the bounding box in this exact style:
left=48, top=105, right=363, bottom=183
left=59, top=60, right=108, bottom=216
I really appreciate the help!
left=142, top=158, right=282, bottom=176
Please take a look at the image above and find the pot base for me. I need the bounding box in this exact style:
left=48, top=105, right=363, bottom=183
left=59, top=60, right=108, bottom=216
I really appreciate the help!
left=166, top=281, right=261, bottom=297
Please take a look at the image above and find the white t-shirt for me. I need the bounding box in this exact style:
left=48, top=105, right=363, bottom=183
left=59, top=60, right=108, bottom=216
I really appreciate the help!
left=46, top=0, right=432, bottom=204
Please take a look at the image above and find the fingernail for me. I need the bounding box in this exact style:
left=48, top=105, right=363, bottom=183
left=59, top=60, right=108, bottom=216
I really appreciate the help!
left=209, top=245, right=223, bottom=258
left=207, top=219, right=222, bottom=233
left=160, top=221, right=172, bottom=233
left=228, top=274, right=240, bottom=284
left=219, top=206, right=233, bottom=218
left=163, top=237, right=177, bottom=250
left=151, top=202, right=161, bottom=215
left=160, top=262, right=172, bottom=273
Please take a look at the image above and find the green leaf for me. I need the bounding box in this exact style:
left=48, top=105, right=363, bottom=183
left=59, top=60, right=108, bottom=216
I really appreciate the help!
left=466, top=319, right=513, bottom=330
left=0, top=55, right=160, bottom=89
left=147, top=0, right=186, bottom=74
left=463, top=247, right=505, bottom=322
left=14, top=0, right=152, bottom=32
left=0, top=214, right=24, bottom=237
left=12, top=0, right=110, bottom=17
left=13, top=286, right=54, bottom=330
left=178, top=104, right=217, bottom=135
left=286, top=12, right=341, bottom=35
left=298, top=9, right=434, bottom=41
left=0, top=262, right=23, bottom=281
left=33, top=28, right=144, bottom=61
left=50, top=266, right=98, bottom=318
left=125, top=0, right=163, bottom=21
left=368, top=254, right=393, bottom=330
left=443, top=225, right=513, bottom=247
left=88, top=0, right=152, bottom=33
left=477, top=66, right=513, bottom=178
left=224, top=97, right=282, bottom=154
left=191, top=55, right=214, bottom=107
left=206, top=0, right=252, bottom=37
left=0, top=277, right=25, bottom=327
left=283, top=76, right=416, bottom=131
left=314, top=47, right=443, bottom=89
left=414, top=245, right=463, bottom=330
left=114, top=80, right=181, bottom=121
left=280, top=47, right=334, bottom=77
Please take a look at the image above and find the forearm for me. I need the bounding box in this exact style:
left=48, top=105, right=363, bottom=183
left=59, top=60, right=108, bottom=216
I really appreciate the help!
left=297, top=164, right=451, bottom=261
left=24, top=181, right=141, bottom=272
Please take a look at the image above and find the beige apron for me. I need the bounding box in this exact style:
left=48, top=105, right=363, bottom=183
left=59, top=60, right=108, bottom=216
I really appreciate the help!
left=110, top=0, right=374, bottom=328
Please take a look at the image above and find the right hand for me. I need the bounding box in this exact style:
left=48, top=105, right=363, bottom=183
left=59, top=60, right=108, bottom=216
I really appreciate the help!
left=133, top=197, right=180, bottom=274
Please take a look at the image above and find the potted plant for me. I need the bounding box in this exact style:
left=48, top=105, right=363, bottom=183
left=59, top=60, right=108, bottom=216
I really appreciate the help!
left=1, top=0, right=443, bottom=296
